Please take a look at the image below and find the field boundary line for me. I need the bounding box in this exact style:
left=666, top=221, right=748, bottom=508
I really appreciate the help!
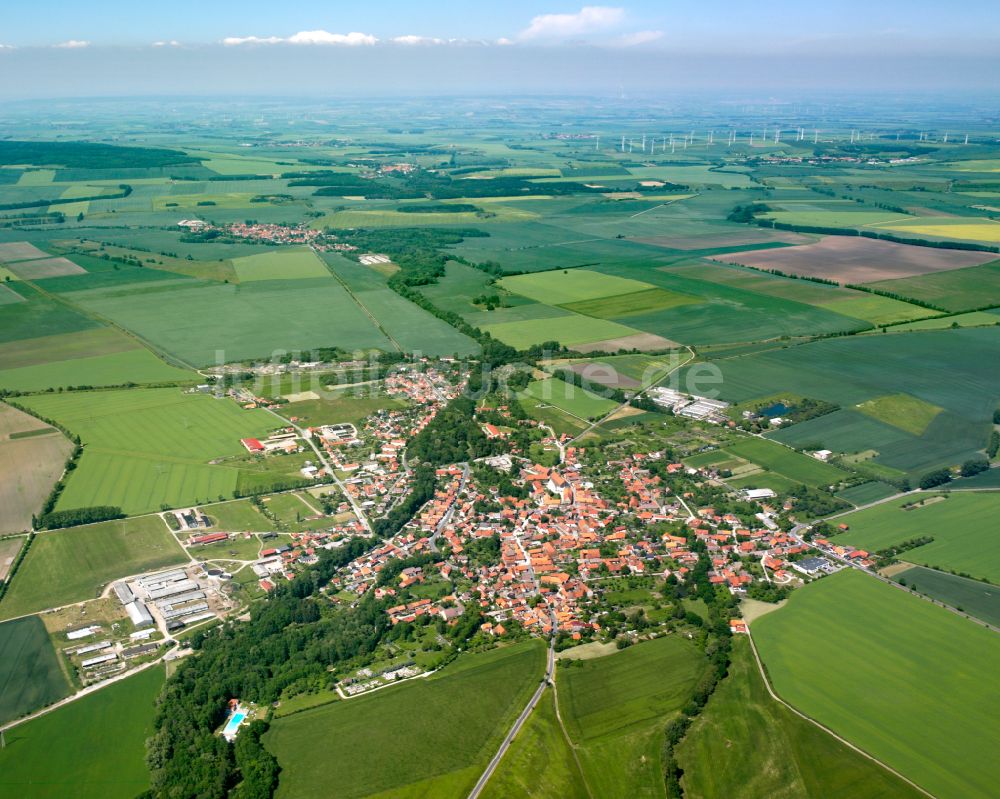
left=317, top=248, right=403, bottom=353
left=569, top=344, right=696, bottom=444
left=550, top=658, right=595, bottom=799
left=21, top=276, right=200, bottom=372
left=744, top=628, right=936, bottom=799
left=0, top=652, right=170, bottom=734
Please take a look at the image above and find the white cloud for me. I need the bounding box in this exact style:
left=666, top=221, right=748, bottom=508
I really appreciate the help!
left=152, top=40, right=182, bottom=48
left=0, top=44, right=14, bottom=51
left=614, top=30, right=663, bottom=46
left=287, top=30, right=377, bottom=45
left=223, top=30, right=377, bottom=47
left=53, top=40, right=90, bottom=49
left=223, top=35, right=283, bottom=46
left=392, top=35, right=444, bottom=46
left=520, top=6, right=624, bottom=40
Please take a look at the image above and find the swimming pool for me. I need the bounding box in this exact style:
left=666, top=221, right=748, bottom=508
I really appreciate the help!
left=222, top=711, right=246, bottom=738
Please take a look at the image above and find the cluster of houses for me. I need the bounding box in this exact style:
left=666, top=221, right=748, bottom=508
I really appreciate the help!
left=177, top=219, right=357, bottom=252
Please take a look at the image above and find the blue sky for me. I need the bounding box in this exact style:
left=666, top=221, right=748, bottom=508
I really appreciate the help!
left=0, top=2, right=997, bottom=97
left=1, top=1, right=997, bottom=49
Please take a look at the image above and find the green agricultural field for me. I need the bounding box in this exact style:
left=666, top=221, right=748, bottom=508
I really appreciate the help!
left=0, top=616, right=71, bottom=725
left=886, top=310, right=1000, bottom=331
left=830, top=493, right=1000, bottom=583
left=480, top=313, right=642, bottom=349
left=0, top=282, right=100, bottom=345
left=893, top=565, right=1000, bottom=627
left=0, top=515, right=187, bottom=619
left=481, top=690, right=589, bottom=799
left=0, top=665, right=163, bottom=799
left=0, top=328, right=137, bottom=371
left=753, top=570, right=1000, bottom=799
left=677, top=637, right=925, bottom=799
left=499, top=269, right=655, bottom=304
left=231, top=248, right=331, bottom=282
left=521, top=377, right=618, bottom=420
left=724, top=437, right=847, bottom=488
left=854, top=393, right=943, bottom=435
left=836, top=481, right=900, bottom=506
left=762, top=209, right=912, bottom=229
left=350, top=286, right=480, bottom=356
left=17, top=388, right=277, bottom=514
left=865, top=260, right=1000, bottom=313
left=560, top=287, right=701, bottom=318
left=264, top=641, right=546, bottom=799
left=62, top=278, right=393, bottom=367
left=679, top=328, right=1000, bottom=476
left=0, top=347, right=194, bottom=392
left=558, top=636, right=706, bottom=799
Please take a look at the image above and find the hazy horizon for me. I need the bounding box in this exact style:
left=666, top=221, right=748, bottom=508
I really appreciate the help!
left=1, top=1, right=998, bottom=99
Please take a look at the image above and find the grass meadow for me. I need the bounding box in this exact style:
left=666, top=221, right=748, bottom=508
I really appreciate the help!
left=0, top=515, right=187, bottom=619
left=0, top=664, right=163, bottom=799
left=724, top=437, right=847, bottom=488
left=521, top=377, right=619, bottom=420
left=752, top=570, right=1000, bottom=799
left=264, top=641, right=546, bottom=799
left=0, top=616, right=71, bottom=725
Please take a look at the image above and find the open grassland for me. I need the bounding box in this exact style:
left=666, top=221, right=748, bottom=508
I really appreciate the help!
left=265, top=641, right=546, bottom=799
left=680, top=328, right=1000, bottom=476
left=521, top=377, right=619, bottom=420
left=231, top=248, right=331, bottom=282
left=499, top=269, right=656, bottom=304
left=752, top=570, right=1000, bottom=799
left=854, top=393, right=943, bottom=435
left=0, top=348, right=194, bottom=392
left=0, top=616, right=71, bottom=725
left=724, top=438, right=847, bottom=488
left=18, top=388, right=276, bottom=514
left=714, top=235, right=994, bottom=283
left=892, top=565, right=1000, bottom=627
left=0, top=665, right=163, bottom=799
left=200, top=499, right=273, bottom=532
left=481, top=689, right=589, bottom=799
left=865, top=260, right=1000, bottom=312
left=558, top=636, right=706, bottom=799
left=830, top=493, right=1000, bottom=584
left=0, top=515, right=187, bottom=619
left=677, top=637, right=925, bottom=799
